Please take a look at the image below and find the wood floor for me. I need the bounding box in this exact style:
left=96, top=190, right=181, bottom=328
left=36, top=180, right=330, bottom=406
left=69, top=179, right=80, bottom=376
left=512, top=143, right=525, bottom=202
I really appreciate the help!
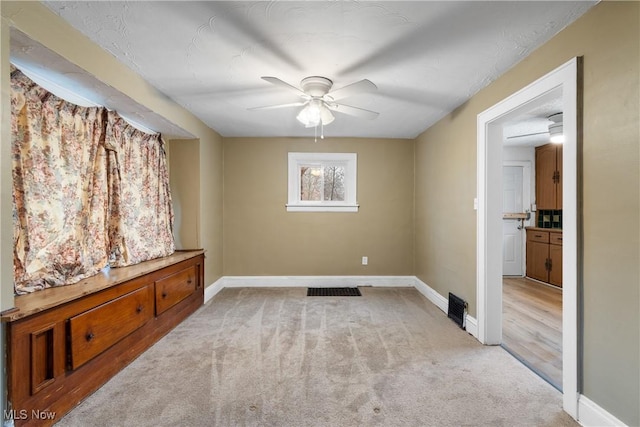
left=502, top=276, right=562, bottom=390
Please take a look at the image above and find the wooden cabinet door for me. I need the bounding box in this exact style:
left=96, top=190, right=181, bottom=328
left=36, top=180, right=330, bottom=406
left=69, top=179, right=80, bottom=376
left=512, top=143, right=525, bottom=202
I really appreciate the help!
left=556, top=144, right=563, bottom=208
left=549, top=243, right=563, bottom=287
left=526, top=240, right=549, bottom=282
left=535, top=144, right=557, bottom=210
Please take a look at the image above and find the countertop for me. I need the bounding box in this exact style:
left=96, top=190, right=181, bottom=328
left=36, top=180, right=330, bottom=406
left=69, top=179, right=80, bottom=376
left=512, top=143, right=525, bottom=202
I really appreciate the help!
left=525, top=226, right=563, bottom=232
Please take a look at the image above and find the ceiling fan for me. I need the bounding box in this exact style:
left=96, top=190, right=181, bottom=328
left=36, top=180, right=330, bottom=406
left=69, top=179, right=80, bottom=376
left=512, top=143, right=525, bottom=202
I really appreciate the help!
left=506, top=112, right=564, bottom=143
left=249, top=76, right=379, bottom=135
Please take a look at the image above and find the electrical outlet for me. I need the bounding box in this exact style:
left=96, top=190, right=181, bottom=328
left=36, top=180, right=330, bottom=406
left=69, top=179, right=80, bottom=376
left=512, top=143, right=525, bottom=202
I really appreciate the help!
left=362, top=256, right=368, bottom=265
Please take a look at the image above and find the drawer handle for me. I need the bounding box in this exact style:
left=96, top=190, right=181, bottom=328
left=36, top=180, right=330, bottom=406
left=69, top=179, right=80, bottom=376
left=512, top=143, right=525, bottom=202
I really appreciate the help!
left=162, top=292, right=168, bottom=299
left=86, top=332, right=95, bottom=342
left=187, top=277, right=193, bottom=284
left=136, top=305, right=144, bottom=313
left=535, top=234, right=543, bottom=238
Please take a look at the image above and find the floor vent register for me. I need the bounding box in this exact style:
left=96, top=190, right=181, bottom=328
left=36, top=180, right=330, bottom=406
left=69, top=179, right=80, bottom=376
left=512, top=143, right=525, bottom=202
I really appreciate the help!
left=307, top=287, right=362, bottom=297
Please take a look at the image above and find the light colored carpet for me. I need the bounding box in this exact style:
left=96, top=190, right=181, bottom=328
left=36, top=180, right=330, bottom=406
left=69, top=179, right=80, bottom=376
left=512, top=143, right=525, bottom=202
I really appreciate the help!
left=56, top=287, right=578, bottom=426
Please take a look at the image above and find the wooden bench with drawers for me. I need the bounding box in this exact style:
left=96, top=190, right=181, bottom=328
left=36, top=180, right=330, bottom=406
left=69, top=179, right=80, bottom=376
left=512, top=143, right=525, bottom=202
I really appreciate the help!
left=1, top=250, right=205, bottom=426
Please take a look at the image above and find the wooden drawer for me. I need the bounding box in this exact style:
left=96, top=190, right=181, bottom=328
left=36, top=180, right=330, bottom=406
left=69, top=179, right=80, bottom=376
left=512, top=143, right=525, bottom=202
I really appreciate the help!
left=527, top=229, right=549, bottom=243
left=155, top=265, right=197, bottom=315
left=550, top=232, right=563, bottom=245
left=69, top=284, right=154, bottom=370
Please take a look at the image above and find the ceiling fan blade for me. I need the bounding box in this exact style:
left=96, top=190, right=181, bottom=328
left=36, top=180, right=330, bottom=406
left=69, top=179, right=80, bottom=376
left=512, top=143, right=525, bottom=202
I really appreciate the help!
left=506, top=131, right=549, bottom=139
left=327, top=79, right=377, bottom=101
left=261, top=76, right=308, bottom=98
left=327, top=103, right=379, bottom=120
left=248, top=101, right=307, bottom=111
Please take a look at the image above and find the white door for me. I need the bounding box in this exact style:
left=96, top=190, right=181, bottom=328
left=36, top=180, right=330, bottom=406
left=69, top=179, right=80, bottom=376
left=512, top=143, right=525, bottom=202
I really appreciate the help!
left=503, top=166, right=524, bottom=276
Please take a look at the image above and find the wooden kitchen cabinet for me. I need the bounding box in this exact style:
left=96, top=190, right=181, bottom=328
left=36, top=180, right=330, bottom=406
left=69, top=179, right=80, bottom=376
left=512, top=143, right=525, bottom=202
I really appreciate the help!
left=527, top=241, right=550, bottom=282
left=549, top=241, right=563, bottom=286
left=526, top=229, right=562, bottom=287
left=536, top=143, right=563, bottom=210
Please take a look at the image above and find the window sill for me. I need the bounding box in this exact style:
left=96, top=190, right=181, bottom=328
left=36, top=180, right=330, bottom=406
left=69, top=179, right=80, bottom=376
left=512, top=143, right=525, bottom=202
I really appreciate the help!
left=286, top=204, right=359, bottom=213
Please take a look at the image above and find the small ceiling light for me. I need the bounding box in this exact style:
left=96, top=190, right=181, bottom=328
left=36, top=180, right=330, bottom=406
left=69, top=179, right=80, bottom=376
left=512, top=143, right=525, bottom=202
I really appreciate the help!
left=548, top=112, right=564, bottom=143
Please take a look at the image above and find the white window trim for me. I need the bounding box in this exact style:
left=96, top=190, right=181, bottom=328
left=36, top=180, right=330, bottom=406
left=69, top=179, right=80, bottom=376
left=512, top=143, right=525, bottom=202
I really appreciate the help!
left=287, top=152, right=358, bottom=212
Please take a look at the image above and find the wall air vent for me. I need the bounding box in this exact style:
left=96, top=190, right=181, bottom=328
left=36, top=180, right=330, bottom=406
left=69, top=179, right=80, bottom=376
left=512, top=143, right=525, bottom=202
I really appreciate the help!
left=447, top=292, right=467, bottom=329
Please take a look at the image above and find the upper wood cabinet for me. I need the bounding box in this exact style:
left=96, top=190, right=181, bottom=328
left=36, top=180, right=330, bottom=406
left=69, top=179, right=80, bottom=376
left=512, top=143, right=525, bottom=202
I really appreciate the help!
left=535, top=143, right=563, bottom=210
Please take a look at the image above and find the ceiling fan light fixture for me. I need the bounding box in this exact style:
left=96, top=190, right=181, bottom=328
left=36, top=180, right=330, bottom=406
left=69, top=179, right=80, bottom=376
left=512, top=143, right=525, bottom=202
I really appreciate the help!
left=256, top=75, right=376, bottom=138
left=296, top=102, right=320, bottom=127
left=296, top=99, right=334, bottom=128
left=548, top=112, right=564, bottom=143
left=320, top=104, right=335, bottom=125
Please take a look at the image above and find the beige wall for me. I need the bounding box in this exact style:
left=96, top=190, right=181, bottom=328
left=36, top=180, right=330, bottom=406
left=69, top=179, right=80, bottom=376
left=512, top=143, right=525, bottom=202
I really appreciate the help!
left=415, top=112, right=477, bottom=309
left=415, top=2, right=639, bottom=424
left=199, top=132, right=224, bottom=281
left=0, top=13, right=13, bottom=312
left=223, top=137, right=414, bottom=277
left=168, top=139, right=201, bottom=249
left=0, top=14, right=11, bottom=423
left=0, top=1, right=224, bottom=286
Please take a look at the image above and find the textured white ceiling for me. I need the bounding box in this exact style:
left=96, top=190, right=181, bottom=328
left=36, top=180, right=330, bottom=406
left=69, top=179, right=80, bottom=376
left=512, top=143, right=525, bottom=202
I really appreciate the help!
left=37, top=1, right=595, bottom=139
left=10, top=29, right=194, bottom=138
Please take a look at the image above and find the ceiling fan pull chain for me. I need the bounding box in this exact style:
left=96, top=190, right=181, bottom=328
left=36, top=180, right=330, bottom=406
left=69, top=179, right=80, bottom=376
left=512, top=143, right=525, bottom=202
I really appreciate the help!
left=321, top=122, right=325, bottom=140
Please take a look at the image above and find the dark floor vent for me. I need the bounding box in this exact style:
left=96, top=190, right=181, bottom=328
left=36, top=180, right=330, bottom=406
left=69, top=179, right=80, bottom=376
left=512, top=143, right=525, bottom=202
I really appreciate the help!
left=448, top=292, right=467, bottom=329
left=307, top=287, right=362, bottom=297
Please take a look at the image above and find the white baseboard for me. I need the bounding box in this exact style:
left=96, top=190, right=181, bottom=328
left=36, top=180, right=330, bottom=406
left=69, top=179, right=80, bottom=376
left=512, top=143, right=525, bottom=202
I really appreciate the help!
left=414, top=277, right=478, bottom=338
left=464, top=314, right=478, bottom=338
left=223, top=275, right=415, bottom=288
left=414, top=277, right=448, bottom=312
left=204, top=277, right=225, bottom=304
left=578, top=394, right=628, bottom=427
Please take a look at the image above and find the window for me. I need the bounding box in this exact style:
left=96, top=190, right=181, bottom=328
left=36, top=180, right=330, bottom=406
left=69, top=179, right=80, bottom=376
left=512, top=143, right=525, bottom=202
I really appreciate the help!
left=287, top=152, right=358, bottom=212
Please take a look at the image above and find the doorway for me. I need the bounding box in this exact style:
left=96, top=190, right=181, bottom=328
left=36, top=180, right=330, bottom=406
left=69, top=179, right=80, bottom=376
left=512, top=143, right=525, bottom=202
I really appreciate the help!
left=476, top=58, right=580, bottom=418
left=500, top=109, right=563, bottom=390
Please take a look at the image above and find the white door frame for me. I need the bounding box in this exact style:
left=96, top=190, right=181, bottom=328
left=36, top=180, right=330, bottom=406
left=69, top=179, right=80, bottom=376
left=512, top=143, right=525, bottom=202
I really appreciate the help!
left=476, top=58, right=579, bottom=418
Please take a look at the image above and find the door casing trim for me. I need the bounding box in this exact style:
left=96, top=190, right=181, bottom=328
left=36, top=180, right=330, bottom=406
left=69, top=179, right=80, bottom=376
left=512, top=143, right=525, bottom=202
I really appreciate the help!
left=476, top=57, right=579, bottom=418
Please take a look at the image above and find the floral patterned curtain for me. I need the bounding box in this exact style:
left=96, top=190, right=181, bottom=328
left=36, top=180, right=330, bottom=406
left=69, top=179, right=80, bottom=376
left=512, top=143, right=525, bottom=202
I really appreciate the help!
left=106, top=111, right=175, bottom=267
left=10, top=67, right=175, bottom=294
left=11, top=68, right=110, bottom=294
